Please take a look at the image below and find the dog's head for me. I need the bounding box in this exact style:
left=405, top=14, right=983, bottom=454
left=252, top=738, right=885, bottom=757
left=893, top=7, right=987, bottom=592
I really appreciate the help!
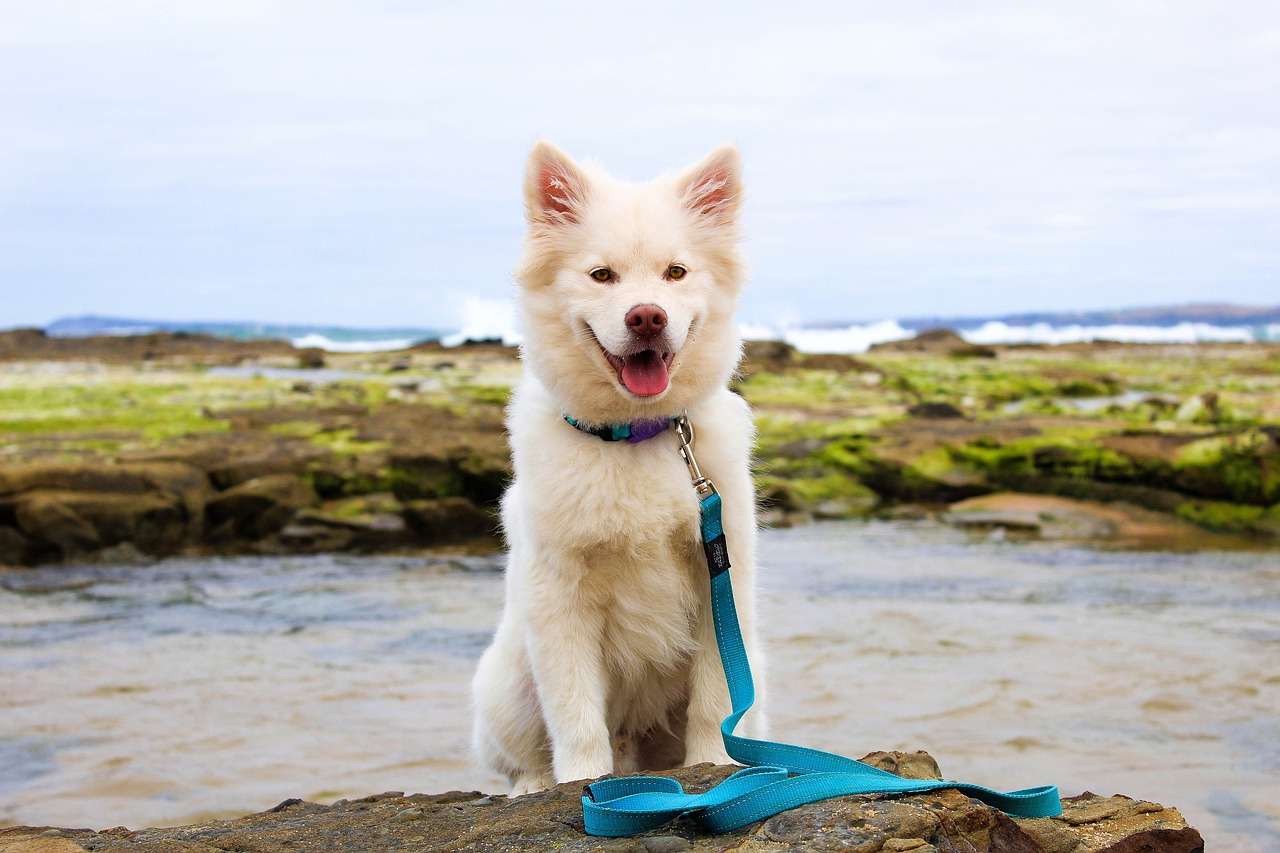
left=515, top=140, right=747, bottom=424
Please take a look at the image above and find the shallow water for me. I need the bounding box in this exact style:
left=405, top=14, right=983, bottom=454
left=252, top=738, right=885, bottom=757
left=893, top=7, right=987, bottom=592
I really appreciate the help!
left=2, top=521, right=1277, bottom=850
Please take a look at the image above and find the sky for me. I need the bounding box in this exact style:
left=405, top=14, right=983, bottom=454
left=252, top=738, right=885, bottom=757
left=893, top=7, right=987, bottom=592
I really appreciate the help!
left=2, top=1, right=1278, bottom=332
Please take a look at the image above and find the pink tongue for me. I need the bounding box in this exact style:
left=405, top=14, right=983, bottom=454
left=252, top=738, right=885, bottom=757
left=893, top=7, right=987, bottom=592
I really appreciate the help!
left=620, top=350, right=669, bottom=396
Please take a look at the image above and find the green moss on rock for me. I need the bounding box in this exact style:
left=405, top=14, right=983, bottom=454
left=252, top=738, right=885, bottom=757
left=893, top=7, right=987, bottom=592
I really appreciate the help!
left=1174, top=500, right=1266, bottom=533
left=755, top=473, right=878, bottom=518
left=1173, top=430, right=1280, bottom=504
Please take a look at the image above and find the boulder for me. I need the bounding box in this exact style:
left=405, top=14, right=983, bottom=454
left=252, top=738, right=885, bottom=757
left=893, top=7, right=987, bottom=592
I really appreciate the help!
left=0, top=525, right=33, bottom=566
left=0, top=461, right=209, bottom=502
left=280, top=494, right=416, bottom=552
left=9, top=490, right=188, bottom=562
left=756, top=474, right=878, bottom=523
left=0, top=757, right=1202, bottom=852
left=871, top=328, right=997, bottom=358
left=739, top=340, right=883, bottom=377
left=739, top=339, right=801, bottom=376
left=385, top=435, right=510, bottom=505
left=205, top=475, right=317, bottom=543
left=942, top=492, right=1247, bottom=549
left=907, top=402, right=967, bottom=419
left=0, top=462, right=212, bottom=560
left=206, top=443, right=331, bottom=490
left=11, top=493, right=101, bottom=557
left=401, top=496, right=497, bottom=545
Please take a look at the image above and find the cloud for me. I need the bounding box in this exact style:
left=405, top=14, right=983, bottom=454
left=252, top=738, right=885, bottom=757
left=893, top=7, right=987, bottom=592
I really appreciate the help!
left=2, top=1, right=1278, bottom=327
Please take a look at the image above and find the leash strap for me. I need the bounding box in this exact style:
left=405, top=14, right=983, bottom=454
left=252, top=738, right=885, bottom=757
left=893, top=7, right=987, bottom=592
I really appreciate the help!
left=581, top=423, right=1061, bottom=836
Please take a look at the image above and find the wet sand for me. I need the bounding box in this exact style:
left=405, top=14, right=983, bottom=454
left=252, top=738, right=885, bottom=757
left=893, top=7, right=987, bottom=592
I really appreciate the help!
left=2, top=520, right=1277, bottom=849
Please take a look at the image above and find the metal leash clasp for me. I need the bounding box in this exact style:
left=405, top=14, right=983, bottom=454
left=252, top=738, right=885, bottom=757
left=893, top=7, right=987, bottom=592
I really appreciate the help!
left=674, top=415, right=717, bottom=499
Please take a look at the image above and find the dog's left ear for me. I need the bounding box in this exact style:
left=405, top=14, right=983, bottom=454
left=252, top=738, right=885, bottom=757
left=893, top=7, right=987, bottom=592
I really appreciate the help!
left=524, top=140, right=590, bottom=227
left=679, top=144, right=742, bottom=226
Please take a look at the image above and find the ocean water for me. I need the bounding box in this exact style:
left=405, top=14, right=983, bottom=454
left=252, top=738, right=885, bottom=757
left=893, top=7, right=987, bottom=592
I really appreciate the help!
left=39, top=306, right=1280, bottom=353
left=290, top=317, right=1280, bottom=354
left=2, top=521, right=1278, bottom=849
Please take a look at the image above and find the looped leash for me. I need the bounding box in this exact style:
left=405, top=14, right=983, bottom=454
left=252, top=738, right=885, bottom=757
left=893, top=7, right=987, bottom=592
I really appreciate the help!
left=581, top=415, right=1062, bottom=837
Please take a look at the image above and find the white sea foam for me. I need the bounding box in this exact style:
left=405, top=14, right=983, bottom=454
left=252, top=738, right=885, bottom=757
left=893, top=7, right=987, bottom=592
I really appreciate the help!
left=738, top=322, right=782, bottom=342
left=441, top=297, right=522, bottom=347
left=285, top=314, right=1275, bottom=355
left=290, top=333, right=420, bottom=353
left=779, top=320, right=913, bottom=353
left=738, top=318, right=1274, bottom=352
left=961, top=321, right=1258, bottom=346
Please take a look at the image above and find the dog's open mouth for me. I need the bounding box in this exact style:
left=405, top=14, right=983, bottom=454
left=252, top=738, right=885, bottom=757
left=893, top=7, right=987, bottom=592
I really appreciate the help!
left=600, top=346, right=676, bottom=397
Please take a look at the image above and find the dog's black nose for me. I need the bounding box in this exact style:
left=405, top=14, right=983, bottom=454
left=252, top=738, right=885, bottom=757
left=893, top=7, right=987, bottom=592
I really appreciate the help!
left=626, top=304, right=667, bottom=338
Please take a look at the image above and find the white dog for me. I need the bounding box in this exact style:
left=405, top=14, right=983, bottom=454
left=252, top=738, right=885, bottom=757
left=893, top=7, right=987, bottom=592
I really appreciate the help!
left=471, top=140, right=765, bottom=795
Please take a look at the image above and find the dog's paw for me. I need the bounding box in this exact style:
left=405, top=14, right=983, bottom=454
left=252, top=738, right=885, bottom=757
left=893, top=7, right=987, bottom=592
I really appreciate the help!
left=509, top=773, right=554, bottom=796
left=684, top=746, right=734, bottom=767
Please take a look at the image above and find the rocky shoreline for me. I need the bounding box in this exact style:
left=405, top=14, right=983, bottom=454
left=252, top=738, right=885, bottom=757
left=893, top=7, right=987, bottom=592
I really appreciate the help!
left=0, top=754, right=1204, bottom=852
left=1, top=328, right=1278, bottom=567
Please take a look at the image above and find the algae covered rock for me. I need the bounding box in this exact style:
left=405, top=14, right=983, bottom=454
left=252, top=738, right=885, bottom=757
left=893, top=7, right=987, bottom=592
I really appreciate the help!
left=941, top=492, right=1246, bottom=549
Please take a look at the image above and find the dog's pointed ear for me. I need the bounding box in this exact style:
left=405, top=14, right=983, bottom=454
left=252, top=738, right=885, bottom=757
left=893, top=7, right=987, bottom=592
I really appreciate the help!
left=679, top=144, right=742, bottom=226
left=524, top=140, right=589, bottom=227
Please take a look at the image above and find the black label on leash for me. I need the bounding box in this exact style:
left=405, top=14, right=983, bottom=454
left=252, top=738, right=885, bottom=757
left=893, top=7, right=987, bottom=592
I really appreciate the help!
left=703, top=533, right=731, bottom=578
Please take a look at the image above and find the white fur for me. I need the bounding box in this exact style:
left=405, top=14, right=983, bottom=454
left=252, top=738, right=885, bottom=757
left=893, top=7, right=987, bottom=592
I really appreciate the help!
left=471, top=141, right=766, bottom=794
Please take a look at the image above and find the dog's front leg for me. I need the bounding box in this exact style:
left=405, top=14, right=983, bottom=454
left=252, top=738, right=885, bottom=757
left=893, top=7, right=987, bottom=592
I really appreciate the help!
left=525, top=561, right=614, bottom=783
left=682, top=603, right=735, bottom=767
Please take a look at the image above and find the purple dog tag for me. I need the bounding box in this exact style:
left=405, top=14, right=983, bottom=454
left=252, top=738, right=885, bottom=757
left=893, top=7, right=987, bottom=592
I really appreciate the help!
left=627, top=418, right=671, bottom=443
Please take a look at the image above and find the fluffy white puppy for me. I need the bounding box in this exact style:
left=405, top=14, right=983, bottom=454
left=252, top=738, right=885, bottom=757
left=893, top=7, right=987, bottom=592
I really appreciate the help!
left=471, top=140, right=765, bottom=794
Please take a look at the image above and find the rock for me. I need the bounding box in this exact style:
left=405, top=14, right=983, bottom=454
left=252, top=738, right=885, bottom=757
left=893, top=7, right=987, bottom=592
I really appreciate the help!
left=205, top=475, right=318, bottom=542
left=274, top=521, right=359, bottom=552
left=284, top=497, right=414, bottom=552
left=740, top=339, right=801, bottom=376
left=0, top=759, right=1201, bottom=852
left=0, top=525, right=33, bottom=566
left=798, top=352, right=883, bottom=374
left=296, top=348, right=326, bottom=368
left=642, top=835, right=692, bottom=853
left=1170, top=429, right=1279, bottom=505
left=1254, top=504, right=1280, bottom=539
left=206, top=443, right=331, bottom=490
left=382, top=436, right=510, bottom=506
left=908, top=402, right=967, bottom=420
left=942, top=492, right=1245, bottom=549
left=739, top=340, right=883, bottom=377
left=10, top=490, right=188, bottom=562
left=385, top=448, right=463, bottom=501
left=11, top=493, right=101, bottom=557
left=860, top=750, right=943, bottom=780
left=0, top=462, right=211, bottom=548
left=87, top=541, right=152, bottom=565
left=871, top=328, right=997, bottom=358
left=757, top=474, right=878, bottom=522
left=401, top=496, right=497, bottom=545
left=0, top=328, right=302, bottom=365
left=1097, top=431, right=1203, bottom=465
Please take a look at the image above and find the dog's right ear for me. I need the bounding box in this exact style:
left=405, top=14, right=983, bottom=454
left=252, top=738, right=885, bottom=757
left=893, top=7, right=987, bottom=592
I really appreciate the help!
left=524, top=140, right=589, bottom=227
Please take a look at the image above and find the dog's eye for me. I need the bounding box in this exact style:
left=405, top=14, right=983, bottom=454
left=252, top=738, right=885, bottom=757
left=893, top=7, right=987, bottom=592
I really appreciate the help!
left=590, top=268, right=613, bottom=283
left=667, top=265, right=687, bottom=281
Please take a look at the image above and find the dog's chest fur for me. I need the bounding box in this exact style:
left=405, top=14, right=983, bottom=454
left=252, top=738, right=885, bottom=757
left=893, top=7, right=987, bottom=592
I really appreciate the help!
left=508, top=377, right=710, bottom=720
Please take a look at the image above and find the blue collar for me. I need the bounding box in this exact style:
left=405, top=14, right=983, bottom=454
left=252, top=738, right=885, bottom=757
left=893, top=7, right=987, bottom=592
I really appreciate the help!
left=563, top=414, right=676, bottom=443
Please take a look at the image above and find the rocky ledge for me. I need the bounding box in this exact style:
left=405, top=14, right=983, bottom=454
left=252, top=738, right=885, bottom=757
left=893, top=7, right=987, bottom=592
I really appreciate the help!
left=0, top=755, right=1202, bottom=853
left=3, top=332, right=1278, bottom=566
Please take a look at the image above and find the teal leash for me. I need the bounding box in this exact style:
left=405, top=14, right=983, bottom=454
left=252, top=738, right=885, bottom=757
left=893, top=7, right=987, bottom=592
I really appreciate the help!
left=581, top=416, right=1062, bottom=837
